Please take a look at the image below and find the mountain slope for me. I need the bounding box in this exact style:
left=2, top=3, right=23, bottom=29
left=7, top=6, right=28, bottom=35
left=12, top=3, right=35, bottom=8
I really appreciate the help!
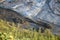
left=0, top=19, right=60, bottom=40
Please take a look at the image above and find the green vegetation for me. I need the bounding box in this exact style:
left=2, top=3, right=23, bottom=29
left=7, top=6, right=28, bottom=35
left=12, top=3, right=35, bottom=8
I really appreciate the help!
left=0, top=19, right=60, bottom=40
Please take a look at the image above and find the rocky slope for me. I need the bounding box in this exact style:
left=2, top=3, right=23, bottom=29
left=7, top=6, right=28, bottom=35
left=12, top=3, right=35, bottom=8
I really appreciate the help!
left=0, top=0, right=60, bottom=35
left=0, top=7, right=39, bottom=30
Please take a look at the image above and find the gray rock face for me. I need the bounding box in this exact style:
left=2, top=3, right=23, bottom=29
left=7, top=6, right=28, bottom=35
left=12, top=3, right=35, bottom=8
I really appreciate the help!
left=0, top=0, right=60, bottom=35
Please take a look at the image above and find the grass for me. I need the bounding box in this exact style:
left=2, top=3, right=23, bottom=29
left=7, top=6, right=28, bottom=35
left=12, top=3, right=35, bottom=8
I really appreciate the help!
left=0, top=19, right=60, bottom=40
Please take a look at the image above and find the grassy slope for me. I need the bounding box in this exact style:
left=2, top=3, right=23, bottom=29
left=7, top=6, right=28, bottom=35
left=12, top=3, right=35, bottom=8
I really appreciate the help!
left=0, top=19, right=60, bottom=40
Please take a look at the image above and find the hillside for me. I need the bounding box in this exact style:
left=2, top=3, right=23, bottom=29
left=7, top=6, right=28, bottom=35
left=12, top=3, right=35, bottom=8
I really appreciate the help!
left=0, top=7, right=24, bottom=23
left=0, top=7, right=60, bottom=40
left=0, top=19, right=60, bottom=40
left=0, top=0, right=60, bottom=40
left=0, top=7, right=38, bottom=30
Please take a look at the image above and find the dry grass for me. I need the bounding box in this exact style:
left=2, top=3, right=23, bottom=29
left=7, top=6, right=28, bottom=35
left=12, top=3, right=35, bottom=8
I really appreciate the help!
left=0, top=19, right=60, bottom=40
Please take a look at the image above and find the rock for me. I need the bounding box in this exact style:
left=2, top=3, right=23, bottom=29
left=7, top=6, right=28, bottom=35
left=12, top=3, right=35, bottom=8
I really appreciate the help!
left=0, top=0, right=60, bottom=35
left=0, top=0, right=5, bottom=3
